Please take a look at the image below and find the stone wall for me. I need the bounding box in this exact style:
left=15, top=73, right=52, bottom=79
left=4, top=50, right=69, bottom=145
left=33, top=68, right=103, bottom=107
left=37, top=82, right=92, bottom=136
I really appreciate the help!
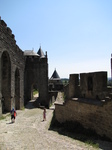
left=24, top=55, right=48, bottom=107
left=64, top=71, right=108, bottom=100
left=68, top=74, right=80, bottom=98
left=55, top=98, right=112, bottom=141
left=0, top=19, right=25, bottom=115
left=80, top=72, right=107, bottom=99
left=0, top=18, right=50, bottom=116
left=55, top=71, right=112, bottom=140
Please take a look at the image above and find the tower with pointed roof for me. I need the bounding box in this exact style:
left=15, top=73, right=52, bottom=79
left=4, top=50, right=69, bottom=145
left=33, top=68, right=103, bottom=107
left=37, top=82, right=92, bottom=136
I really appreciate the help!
left=49, top=69, right=63, bottom=91
left=37, top=46, right=45, bottom=58
left=24, top=47, right=48, bottom=107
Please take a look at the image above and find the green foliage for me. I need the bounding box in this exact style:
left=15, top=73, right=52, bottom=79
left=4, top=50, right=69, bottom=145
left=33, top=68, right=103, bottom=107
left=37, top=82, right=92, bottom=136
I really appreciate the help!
left=33, top=89, right=38, bottom=96
left=61, top=78, right=69, bottom=86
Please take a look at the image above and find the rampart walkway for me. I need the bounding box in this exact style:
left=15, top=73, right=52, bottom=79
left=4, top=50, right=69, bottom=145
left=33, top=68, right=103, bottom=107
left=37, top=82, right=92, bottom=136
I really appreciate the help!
left=0, top=99, right=112, bottom=150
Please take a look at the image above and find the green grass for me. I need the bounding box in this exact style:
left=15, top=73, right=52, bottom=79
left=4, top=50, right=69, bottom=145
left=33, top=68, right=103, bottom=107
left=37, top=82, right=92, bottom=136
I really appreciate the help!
left=0, top=116, right=6, bottom=120
left=0, top=113, right=10, bottom=120
left=20, top=106, right=25, bottom=110
left=85, top=140, right=99, bottom=148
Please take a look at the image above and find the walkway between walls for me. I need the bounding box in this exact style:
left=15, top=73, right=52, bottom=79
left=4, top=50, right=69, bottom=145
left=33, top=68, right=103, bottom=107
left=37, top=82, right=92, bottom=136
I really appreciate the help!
left=0, top=99, right=112, bottom=150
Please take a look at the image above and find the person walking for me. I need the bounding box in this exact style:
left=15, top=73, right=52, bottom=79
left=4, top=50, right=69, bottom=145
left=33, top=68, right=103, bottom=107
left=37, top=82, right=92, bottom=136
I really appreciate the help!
left=10, top=107, right=17, bottom=123
left=43, top=108, right=46, bottom=121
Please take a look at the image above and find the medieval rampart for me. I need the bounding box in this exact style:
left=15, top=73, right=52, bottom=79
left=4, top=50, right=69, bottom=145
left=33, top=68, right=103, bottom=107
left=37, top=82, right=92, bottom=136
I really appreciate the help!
left=55, top=98, right=112, bottom=140
left=55, top=71, right=112, bottom=141
left=0, top=19, right=25, bottom=115
left=0, top=18, right=49, bottom=116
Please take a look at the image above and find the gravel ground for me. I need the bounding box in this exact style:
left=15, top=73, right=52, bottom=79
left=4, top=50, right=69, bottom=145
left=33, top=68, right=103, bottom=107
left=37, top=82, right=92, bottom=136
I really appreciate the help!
left=0, top=99, right=112, bottom=150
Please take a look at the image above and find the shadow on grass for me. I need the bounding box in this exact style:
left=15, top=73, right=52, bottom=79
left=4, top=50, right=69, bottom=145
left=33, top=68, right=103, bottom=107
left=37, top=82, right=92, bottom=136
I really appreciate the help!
left=48, top=111, right=112, bottom=150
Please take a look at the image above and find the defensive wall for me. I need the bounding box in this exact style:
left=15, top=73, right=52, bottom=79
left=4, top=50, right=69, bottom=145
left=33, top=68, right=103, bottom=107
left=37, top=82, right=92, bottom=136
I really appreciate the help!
left=55, top=71, right=112, bottom=141
left=0, top=19, right=25, bottom=115
left=0, top=18, right=49, bottom=116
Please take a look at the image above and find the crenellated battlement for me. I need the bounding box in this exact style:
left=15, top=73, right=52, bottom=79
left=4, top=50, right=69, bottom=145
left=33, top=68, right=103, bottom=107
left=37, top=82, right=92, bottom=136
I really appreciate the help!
left=0, top=18, right=24, bottom=57
left=0, top=19, right=15, bottom=41
left=0, top=19, right=7, bottom=27
left=25, top=55, right=47, bottom=65
left=0, top=17, right=49, bottom=116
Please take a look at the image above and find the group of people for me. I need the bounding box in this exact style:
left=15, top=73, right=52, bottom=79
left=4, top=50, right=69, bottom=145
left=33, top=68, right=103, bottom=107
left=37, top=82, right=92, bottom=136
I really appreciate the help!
left=10, top=107, right=46, bottom=123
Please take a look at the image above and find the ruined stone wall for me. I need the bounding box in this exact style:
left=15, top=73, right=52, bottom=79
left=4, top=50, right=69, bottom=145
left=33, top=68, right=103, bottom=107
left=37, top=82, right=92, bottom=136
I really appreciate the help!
left=64, top=72, right=108, bottom=100
left=0, top=19, right=25, bottom=114
left=55, top=71, right=112, bottom=140
left=55, top=99, right=112, bottom=141
left=80, top=71, right=107, bottom=99
left=68, top=74, right=80, bottom=98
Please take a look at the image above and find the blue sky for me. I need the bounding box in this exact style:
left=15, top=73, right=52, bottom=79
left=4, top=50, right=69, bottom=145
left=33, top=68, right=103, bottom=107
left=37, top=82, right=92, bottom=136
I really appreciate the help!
left=0, top=0, right=112, bottom=78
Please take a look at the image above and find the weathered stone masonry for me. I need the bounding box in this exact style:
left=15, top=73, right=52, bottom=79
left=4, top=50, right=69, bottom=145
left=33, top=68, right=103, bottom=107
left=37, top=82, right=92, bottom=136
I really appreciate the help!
left=0, top=19, right=25, bottom=115
left=0, top=18, right=49, bottom=116
left=55, top=71, right=112, bottom=141
left=24, top=50, right=48, bottom=107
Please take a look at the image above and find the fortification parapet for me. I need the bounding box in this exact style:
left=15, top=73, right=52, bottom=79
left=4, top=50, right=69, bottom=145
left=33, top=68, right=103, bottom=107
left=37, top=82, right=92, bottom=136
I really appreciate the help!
left=0, top=19, right=7, bottom=27
left=7, top=27, right=12, bottom=36
left=0, top=18, right=24, bottom=58
left=0, top=17, right=25, bottom=113
left=0, top=19, right=15, bottom=41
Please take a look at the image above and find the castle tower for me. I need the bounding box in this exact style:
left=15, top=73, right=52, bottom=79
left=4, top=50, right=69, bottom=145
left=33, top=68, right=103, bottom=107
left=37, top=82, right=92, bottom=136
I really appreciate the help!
left=24, top=47, right=48, bottom=107
left=37, top=46, right=45, bottom=58
left=49, top=69, right=63, bottom=91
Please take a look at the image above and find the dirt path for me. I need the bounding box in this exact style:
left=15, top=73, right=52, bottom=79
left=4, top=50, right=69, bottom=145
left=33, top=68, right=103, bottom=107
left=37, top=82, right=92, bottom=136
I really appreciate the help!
left=0, top=100, right=112, bottom=150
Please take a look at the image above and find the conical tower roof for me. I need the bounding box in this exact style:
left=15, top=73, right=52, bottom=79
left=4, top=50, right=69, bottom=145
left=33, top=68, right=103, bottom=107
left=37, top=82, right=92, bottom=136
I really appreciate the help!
left=50, top=69, right=60, bottom=80
left=37, top=46, right=45, bottom=58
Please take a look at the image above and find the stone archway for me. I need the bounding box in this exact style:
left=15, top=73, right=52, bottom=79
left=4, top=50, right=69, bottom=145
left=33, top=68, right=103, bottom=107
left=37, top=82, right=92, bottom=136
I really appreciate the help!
left=1, top=51, right=11, bottom=112
left=31, top=83, right=39, bottom=100
left=15, top=68, right=20, bottom=110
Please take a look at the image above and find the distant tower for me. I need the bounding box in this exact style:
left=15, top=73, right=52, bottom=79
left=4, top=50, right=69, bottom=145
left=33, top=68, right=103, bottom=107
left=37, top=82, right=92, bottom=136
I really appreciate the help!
left=49, top=69, right=63, bottom=91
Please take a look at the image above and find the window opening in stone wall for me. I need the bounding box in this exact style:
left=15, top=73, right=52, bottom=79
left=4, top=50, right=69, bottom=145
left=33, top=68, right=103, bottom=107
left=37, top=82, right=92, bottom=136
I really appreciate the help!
left=88, top=76, right=93, bottom=91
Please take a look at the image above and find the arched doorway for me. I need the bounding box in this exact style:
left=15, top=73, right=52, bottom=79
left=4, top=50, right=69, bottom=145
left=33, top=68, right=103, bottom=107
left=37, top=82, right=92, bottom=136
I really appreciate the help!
left=31, top=84, right=39, bottom=100
left=15, top=68, right=20, bottom=110
left=1, top=51, right=11, bottom=112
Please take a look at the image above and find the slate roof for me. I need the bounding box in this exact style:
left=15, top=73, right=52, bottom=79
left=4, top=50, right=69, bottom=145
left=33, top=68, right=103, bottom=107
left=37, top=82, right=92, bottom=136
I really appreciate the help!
left=50, top=69, right=60, bottom=80
left=37, top=46, right=45, bottom=58
left=24, top=50, right=39, bottom=56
